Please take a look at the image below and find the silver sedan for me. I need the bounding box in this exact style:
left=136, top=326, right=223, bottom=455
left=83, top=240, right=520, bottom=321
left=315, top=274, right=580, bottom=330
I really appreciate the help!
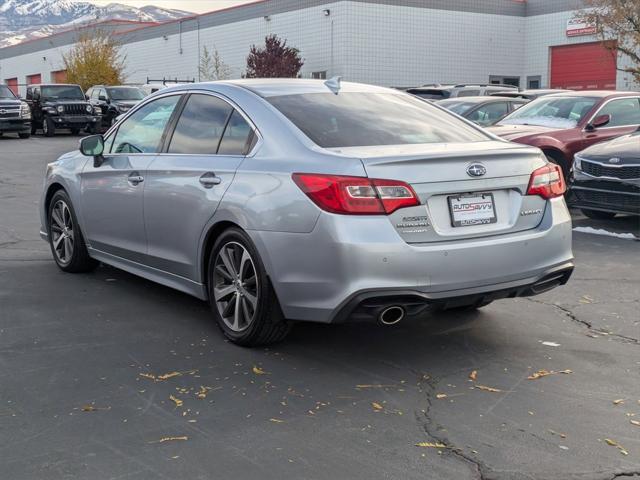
left=39, top=79, right=574, bottom=346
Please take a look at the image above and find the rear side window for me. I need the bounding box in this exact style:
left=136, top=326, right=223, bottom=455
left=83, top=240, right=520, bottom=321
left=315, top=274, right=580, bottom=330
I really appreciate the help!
left=218, top=110, right=255, bottom=155
left=267, top=92, right=488, bottom=148
left=168, top=94, right=233, bottom=154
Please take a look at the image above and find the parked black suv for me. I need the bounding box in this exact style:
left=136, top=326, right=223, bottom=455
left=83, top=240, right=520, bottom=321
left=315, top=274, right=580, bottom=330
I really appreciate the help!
left=86, top=85, right=145, bottom=129
left=0, top=84, right=31, bottom=139
left=26, top=84, right=100, bottom=136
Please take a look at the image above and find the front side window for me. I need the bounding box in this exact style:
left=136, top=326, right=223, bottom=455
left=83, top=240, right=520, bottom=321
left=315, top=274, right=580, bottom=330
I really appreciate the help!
left=595, top=98, right=640, bottom=127
left=267, top=92, right=489, bottom=148
left=110, top=95, right=181, bottom=154
left=501, top=96, right=598, bottom=129
left=168, top=94, right=233, bottom=155
left=41, top=85, right=85, bottom=101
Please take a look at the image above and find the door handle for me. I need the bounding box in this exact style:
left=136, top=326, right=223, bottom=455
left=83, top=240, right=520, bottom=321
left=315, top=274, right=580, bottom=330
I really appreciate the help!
left=199, top=172, right=222, bottom=189
left=128, top=173, right=144, bottom=185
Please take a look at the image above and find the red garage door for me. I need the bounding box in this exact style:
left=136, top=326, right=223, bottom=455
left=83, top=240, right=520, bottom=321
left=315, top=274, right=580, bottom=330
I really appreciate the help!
left=5, top=78, right=18, bottom=96
left=26, top=73, right=41, bottom=85
left=51, top=70, right=67, bottom=83
left=550, top=41, right=617, bottom=90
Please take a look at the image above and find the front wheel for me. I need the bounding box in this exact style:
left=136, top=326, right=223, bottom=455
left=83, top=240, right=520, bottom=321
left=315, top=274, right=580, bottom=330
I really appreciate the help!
left=48, top=190, right=98, bottom=273
left=70, top=128, right=80, bottom=135
left=581, top=209, right=616, bottom=220
left=43, top=116, right=55, bottom=137
left=18, top=132, right=30, bottom=139
left=208, top=228, right=291, bottom=346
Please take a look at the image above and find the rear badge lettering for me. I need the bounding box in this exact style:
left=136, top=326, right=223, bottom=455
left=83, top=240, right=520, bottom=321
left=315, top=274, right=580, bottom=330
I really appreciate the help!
left=520, top=209, right=543, bottom=217
left=396, top=216, right=430, bottom=230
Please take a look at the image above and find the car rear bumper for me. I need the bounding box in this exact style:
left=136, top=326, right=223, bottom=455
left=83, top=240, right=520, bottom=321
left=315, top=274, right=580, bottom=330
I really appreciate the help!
left=249, top=197, right=574, bottom=323
left=0, top=118, right=30, bottom=132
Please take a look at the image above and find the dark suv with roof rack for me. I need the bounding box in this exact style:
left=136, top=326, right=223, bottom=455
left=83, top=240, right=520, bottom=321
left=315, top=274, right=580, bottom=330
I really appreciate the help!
left=26, top=84, right=100, bottom=137
left=0, top=84, right=31, bottom=139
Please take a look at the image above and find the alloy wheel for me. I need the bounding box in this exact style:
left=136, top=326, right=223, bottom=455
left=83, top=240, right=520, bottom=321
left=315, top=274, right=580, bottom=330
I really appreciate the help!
left=50, top=199, right=74, bottom=264
left=213, top=241, right=259, bottom=332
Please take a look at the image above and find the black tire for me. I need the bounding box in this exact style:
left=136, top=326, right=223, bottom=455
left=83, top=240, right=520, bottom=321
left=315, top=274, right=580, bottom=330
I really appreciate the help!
left=31, top=122, right=37, bottom=135
left=18, top=132, right=30, bottom=139
left=544, top=152, right=570, bottom=181
left=581, top=208, right=616, bottom=220
left=47, top=190, right=98, bottom=273
left=70, top=128, right=80, bottom=135
left=208, top=227, right=291, bottom=347
left=43, top=116, right=55, bottom=137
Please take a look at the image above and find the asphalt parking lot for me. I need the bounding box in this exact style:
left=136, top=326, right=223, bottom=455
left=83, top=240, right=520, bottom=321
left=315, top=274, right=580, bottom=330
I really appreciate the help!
left=1, top=134, right=639, bottom=480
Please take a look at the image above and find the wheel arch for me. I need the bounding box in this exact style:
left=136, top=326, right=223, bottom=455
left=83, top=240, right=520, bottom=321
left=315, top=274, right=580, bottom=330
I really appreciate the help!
left=200, top=220, right=242, bottom=288
left=44, top=182, right=67, bottom=215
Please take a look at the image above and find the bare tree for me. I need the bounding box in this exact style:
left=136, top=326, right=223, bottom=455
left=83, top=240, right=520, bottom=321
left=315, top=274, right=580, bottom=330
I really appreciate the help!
left=581, top=0, right=640, bottom=82
left=199, top=45, right=232, bottom=81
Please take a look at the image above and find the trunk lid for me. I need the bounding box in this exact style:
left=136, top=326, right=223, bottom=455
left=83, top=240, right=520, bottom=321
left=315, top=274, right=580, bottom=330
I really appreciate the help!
left=330, top=141, right=549, bottom=243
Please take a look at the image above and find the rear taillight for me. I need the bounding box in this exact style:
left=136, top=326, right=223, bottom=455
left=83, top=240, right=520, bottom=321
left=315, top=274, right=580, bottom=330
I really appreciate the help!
left=292, top=173, right=419, bottom=215
left=526, top=164, right=566, bottom=199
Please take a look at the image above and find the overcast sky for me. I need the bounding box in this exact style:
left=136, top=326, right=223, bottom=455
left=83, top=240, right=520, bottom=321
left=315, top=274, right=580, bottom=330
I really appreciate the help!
left=84, top=0, right=256, bottom=14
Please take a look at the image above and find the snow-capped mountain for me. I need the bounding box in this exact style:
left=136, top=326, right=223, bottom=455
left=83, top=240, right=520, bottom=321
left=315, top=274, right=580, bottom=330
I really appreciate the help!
left=0, top=0, right=193, bottom=48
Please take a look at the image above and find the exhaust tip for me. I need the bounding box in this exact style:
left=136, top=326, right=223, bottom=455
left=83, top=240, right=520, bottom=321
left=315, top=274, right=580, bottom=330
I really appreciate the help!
left=379, top=306, right=405, bottom=326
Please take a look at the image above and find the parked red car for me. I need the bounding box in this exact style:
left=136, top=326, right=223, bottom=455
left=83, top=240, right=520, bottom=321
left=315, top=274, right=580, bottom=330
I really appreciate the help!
left=488, top=91, right=640, bottom=177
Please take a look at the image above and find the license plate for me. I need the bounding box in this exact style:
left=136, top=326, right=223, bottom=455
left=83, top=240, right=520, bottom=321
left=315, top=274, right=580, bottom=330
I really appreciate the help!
left=68, top=117, right=87, bottom=123
left=448, top=193, right=497, bottom=227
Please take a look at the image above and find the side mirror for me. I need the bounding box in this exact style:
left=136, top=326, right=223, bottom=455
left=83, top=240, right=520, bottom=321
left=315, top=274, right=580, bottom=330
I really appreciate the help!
left=586, top=114, right=611, bottom=131
left=99, top=95, right=108, bottom=102
left=80, top=135, right=105, bottom=167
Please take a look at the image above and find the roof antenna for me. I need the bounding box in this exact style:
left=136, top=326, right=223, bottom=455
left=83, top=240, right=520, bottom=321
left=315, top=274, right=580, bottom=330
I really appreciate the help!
left=324, top=76, right=342, bottom=94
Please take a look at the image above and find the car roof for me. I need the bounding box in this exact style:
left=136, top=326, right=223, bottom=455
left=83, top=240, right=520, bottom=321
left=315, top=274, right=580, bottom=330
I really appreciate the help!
left=29, top=84, right=81, bottom=87
left=438, top=96, right=524, bottom=104
left=547, top=90, right=639, bottom=98
left=210, top=79, right=397, bottom=97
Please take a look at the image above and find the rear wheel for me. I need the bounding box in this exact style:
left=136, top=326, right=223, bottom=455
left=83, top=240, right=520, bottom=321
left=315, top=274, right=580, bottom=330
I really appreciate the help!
left=47, top=190, right=98, bottom=273
left=208, top=228, right=291, bottom=346
left=581, top=208, right=616, bottom=220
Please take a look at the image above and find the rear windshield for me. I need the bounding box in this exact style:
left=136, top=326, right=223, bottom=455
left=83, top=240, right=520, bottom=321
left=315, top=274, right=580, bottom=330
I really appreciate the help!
left=438, top=100, right=476, bottom=115
left=267, top=92, right=488, bottom=148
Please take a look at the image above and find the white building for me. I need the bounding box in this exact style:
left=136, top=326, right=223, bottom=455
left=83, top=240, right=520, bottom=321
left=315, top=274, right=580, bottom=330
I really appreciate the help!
left=0, top=0, right=638, bottom=97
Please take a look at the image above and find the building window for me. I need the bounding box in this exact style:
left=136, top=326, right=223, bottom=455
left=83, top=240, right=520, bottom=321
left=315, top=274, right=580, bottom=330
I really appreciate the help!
left=527, top=76, right=542, bottom=89
left=312, top=71, right=327, bottom=79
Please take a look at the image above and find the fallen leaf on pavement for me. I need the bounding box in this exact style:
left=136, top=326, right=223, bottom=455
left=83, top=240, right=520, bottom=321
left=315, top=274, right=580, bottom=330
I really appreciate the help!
left=269, top=418, right=284, bottom=423
left=548, top=429, right=567, bottom=439
left=541, top=341, right=561, bottom=347
left=630, top=420, right=640, bottom=427
left=527, top=369, right=572, bottom=380
left=150, top=436, right=188, bottom=444
left=372, top=402, right=384, bottom=411
left=81, top=405, right=110, bottom=412
left=139, top=373, right=156, bottom=380
left=604, top=438, right=629, bottom=455
left=415, top=442, right=448, bottom=449
left=355, top=384, right=397, bottom=389
left=158, top=372, right=182, bottom=381
left=474, top=385, right=502, bottom=393
left=469, top=370, right=477, bottom=381
left=436, top=394, right=448, bottom=399
left=169, top=395, right=183, bottom=407
left=612, top=399, right=624, bottom=405
left=252, top=366, right=268, bottom=375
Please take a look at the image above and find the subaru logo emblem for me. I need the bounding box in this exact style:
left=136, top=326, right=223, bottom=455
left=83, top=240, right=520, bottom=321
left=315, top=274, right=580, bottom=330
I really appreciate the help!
left=609, top=157, right=621, bottom=164
left=466, top=163, right=487, bottom=177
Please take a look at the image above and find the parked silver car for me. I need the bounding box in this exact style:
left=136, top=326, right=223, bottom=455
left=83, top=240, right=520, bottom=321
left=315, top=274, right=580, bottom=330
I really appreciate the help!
left=39, top=79, right=574, bottom=346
